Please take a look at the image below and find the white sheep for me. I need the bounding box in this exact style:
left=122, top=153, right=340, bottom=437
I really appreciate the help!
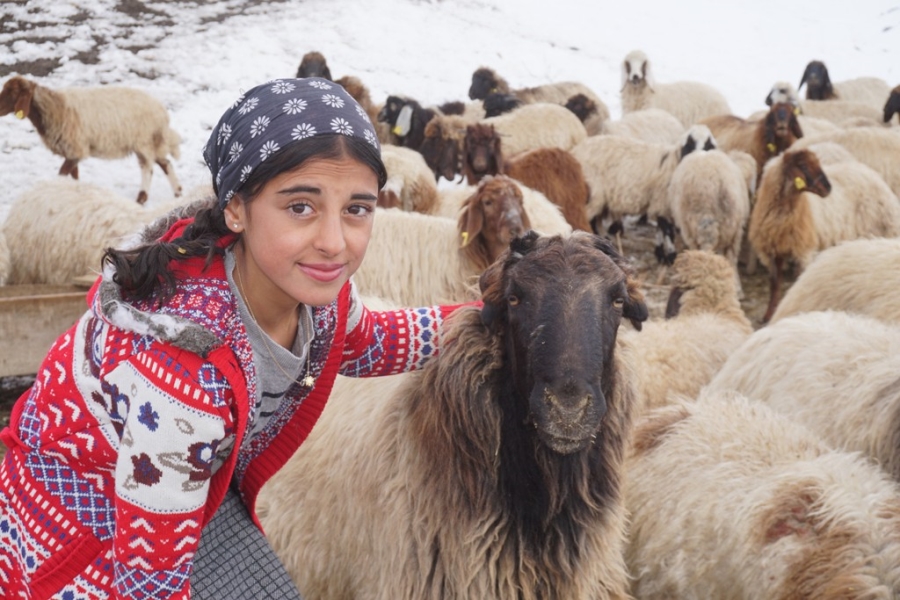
left=705, top=310, right=900, bottom=481
left=570, top=124, right=717, bottom=233
left=626, top=391, right=900, bottom=599
left=378, top=145, right=440, bottom=214
left=798, top=99, right=890, bottom=127
left=748, top=147, right=900, bottom=321
left=669, top=149, right=751, bottom=281
left=599, top=108, right=686, bottom=144
left=620, top=49, right=732, bottom=128
left=258, top=232, right=644, bottom=599
left=789, top=127, right=900, bottom=199
left=2, top=178, right=195, bottom=286
left=618, top=250, right=752, bottom=416
left=798, top=60, right=892, bottom=109
left=478, top=102, right=588, bottom=157
left=0, top=75, right=183, bottom=204
left=770, top=237, right=900, bottom=324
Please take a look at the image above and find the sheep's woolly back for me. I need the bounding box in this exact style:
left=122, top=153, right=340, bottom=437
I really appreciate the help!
left=435, top=183, right=571, bottom=236
left=670, top=149, right=750, bottom=268
left=259, top=305, right=634, bottom=599
left=380, top=145, right=439, bottom=213
left=831, top=76, right=893, bottom=110
left=706, top=310, right=900, bottom=482
left=2, top=178, right=191, bottom=285
left=0, top=230, right=9, bottom=286
left=726, top=149, right=758, bottom=198
left=790, top=127, right=900, bottom=198
left=626, top=392, right=900, bottom=599
left=798, top=99, right=888, bottom=126
left=620, top=50, right=731, bottom=128
left=796, top=114, right=841, bottom=137
left=32, top=82, right=180, bottom=161
left=668, top=250, right=749, bottom=321
left=599, top=108, right=686, bottom=144
left=503, top=147, right=591, bottom=231
left=481, top=102, right=587, bottom=156
left=352, top=208, right=477, bottom=306
left=771, top=237, right=900, bottom=324
left=515, top=81, right=610, bottom=123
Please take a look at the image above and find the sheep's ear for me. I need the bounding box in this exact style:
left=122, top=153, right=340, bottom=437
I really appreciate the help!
left=13, top=80, right=33, bottom=119
left=590, top=234, right=649, bottom=330
left=642, top=59, right=655, bottom=90
left=458, top=198, right=484, bottom=248
left=703, top=137, right=717, bottom=151
left=620, top=61, right=630, bottom=90
left=665, top=287, right=683, bottom=319
left=798, top=65, right=810, bottom=91
left=680, top=136, right=697, bottom=159
left=789, top=113, right=804, bottom=139
left=763, top=489, right=818, bottom=544
left=393, top=105, right=413, bottom=136
left=765, top=89, right=774, bottom=106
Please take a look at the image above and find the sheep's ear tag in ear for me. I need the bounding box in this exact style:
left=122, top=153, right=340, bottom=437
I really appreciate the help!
left=460, top=231, right=470, bottom=247
left=793, top=106, right=801, bottom=116
left=766, top=143, right=777, bottom=154
left=15, top=110, right=24, bottom=119
left=394, top=105, right=413, bottom=137
left=794, top=177, right=806, bottom=190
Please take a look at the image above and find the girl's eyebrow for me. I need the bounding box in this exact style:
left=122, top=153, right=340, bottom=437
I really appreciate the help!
left=278, top=185, right=377, bottom=201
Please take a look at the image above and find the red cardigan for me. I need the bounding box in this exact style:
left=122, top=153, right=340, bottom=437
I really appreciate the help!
left=0, top=217, right=465, bottom=599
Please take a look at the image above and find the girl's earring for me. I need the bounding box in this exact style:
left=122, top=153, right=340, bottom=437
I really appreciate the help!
left=233, top=222, right=240, bottom=230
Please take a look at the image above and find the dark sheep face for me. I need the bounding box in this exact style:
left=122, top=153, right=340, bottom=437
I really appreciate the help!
left=296, top=51, right=332, bottom=80
left=377, top=96, right=407, bottom=125
left=884, top=88, right=900, bottom=124
left=765, top=103, right=803, bottom=150
left=419, top=129, right=460, bottom=183
left=469, top=68, right=499, bottom=101
left=799, top=60, right=832, bottom=100
left=463, top=124, right=502, bottom=182
left=784, top=149, right=831, bottom=198
left=479, top=232, right=648, bottom=455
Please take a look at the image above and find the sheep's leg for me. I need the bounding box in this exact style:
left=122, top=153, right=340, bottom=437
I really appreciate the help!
left=59, top=158, right=79, bottom=179
left=157, top=159, right=183, bottom=197
left=136, top=154, right=152, bottom=204
left=762, top=256, right=783, bottom=323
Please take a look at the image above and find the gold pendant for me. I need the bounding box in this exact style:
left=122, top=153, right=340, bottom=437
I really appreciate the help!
left=302, top=374, right=315, bottom=387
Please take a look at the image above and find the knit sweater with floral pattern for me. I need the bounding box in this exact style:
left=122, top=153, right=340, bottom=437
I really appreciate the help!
left=0, top=217, right=464, bottom=600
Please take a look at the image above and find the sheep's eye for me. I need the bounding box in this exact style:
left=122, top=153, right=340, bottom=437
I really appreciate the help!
left=613, top=297, right=625, bottom=308
left=508, top=295, right=520, bottom=306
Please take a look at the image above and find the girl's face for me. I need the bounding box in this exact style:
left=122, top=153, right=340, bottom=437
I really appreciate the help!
left=225, top=155, right=378, bottom=314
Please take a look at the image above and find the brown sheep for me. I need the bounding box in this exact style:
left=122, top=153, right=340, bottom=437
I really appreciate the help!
left=458, top=174, right=531, bottom=272
left=418, top=114, right=467, bottom=182
left=0, top=75, right=183, bottom=204
left=295, top=50, right=332, bottom=79
left=699, top=102, right=803, bottom=183
left=461, top=124, right=591, bottom=232
left=257, top=231, right=649, bottom=599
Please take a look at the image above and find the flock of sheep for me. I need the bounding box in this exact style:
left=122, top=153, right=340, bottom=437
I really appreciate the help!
left=2, top=44, right=900, bottom=599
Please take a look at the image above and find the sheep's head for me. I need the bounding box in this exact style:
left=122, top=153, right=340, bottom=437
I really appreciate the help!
left=377, top=95, right=408, bottom=127
left=463, top=122, right=503, bottom=185
left=0, top=76, right=36, bottom=120
left=765, top=81, right=801, bottom=109
left=296, top=51, right=332, bottom=80
left=798, top=60, right=834, bottom=100
left=458, top=175, right=530, bottom=271
left=419, top=118, right=463, bottom=182
left=781, top=149, right=831, bottom=198
left=621, top=49, right=652, bottom=91
left=679, top=124, right=718, bottom=159
left=469, top=66, right=508, bottom=101
left=884, top=85, right=900, bottom=124
left=564, top=93, right=598, bottom=123
left=665, top=250, right=739, bottom=318
left=482, top=92, right=522, bottom=118
left=479, top=231, right=647, bottom=455
left=764, top=102, right=804, bottom=155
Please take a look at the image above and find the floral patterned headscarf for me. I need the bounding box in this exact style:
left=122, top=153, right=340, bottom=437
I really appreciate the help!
left=203, top=77, right=381, bottom=208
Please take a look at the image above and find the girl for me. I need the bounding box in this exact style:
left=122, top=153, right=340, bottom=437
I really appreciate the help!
left=0, top=78, right=470, bottom=599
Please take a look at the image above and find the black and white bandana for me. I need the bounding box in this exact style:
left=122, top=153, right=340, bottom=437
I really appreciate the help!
left=203, top=77, right=381, bottom=208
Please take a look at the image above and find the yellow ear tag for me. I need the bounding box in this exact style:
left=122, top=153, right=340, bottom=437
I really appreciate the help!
left=460, top=231, right=469, bottom=247
left=793, top=106, right=800, bottom=116
left=15, top=110, right=24, bottom=119
left=391, top=126, right=402, bottom=135
left=766, top=143, right=777, bottom=154
left=794, top=177, right=806, bottom=190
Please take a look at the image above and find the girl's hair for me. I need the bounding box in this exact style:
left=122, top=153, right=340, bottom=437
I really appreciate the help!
left=103, top=134, right=387, bottom=303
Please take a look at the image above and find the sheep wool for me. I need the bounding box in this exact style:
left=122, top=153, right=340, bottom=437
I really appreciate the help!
left=770, top=237, right=900, bottom=324
left=706, top=310, right=900, bottom=482
left=626, top=392, right=900, bottom=599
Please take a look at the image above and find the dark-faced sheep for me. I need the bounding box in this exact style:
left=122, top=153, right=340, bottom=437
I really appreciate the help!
left=700, top=102, right=804, bottom=183
left=798, top=60, right=891, bottom=109
left=461, top=124, right=591, bottom=232
left=0, top=75, right=183, bottom=204
left=295, top=50, right=333, bottom=79
left=885, top=85, right=900, bottom=124
left=376, top=95, right=439, bottom=150
left=258, top=230, right=649, bottom=600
